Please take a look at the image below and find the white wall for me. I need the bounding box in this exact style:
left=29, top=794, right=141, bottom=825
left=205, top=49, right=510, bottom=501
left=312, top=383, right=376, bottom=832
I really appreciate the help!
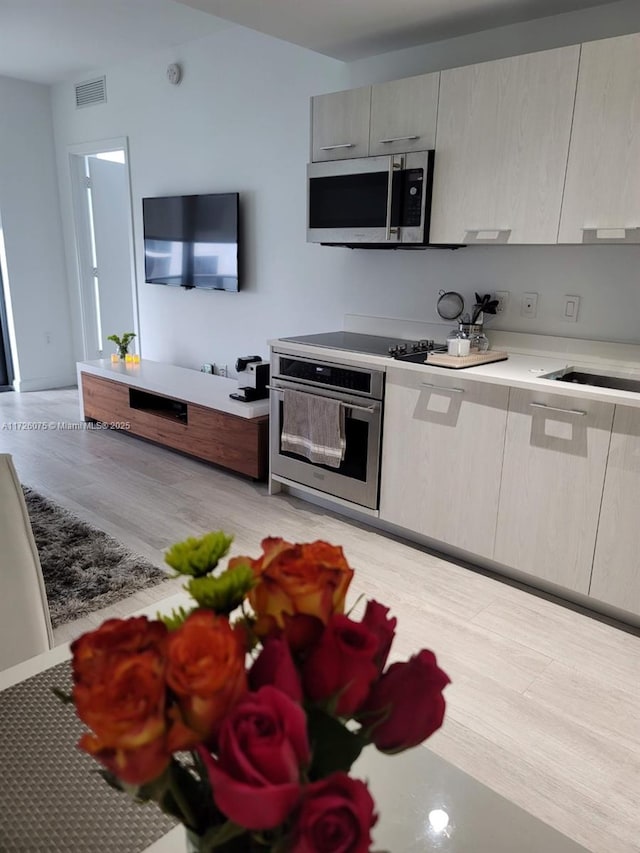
left=50, top=12, right=640, bottom=379
left=0, top=75, right=74, bottom=390
left=51, top=28, right=351, bottom=373
left=347, top=0, right=640, bottom=85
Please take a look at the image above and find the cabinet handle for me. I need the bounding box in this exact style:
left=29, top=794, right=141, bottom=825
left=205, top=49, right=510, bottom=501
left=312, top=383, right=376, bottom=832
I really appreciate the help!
left=581, top=227, right=640, bottom=244
left=378, top=135, right=420, bottom=144
left=530, top=402, right=586, bottom=416
left=420, top=383, right=464, bottom=393
left=319, top=143, right=354, bottom=151
left=464, top=229, right=511, bottom=244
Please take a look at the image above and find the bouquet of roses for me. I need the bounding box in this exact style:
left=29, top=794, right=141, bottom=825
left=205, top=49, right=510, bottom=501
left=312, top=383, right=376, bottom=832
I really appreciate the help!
left=64, top=532, right=450, bottom=852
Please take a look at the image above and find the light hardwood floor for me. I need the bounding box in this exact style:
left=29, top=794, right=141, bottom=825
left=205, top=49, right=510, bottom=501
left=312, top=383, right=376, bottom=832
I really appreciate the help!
left=2, top=387, right=639, bottom=853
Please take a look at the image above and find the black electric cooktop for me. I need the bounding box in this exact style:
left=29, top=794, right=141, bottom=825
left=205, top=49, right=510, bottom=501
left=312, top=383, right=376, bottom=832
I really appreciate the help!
left=280, top=331, right=446, bottom=358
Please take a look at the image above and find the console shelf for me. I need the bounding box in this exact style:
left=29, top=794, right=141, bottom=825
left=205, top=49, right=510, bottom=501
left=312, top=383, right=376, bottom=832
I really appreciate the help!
left=77, top=359, right=269, bottom=479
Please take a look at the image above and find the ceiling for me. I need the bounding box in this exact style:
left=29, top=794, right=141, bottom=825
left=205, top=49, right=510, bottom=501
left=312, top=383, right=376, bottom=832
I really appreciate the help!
left=0, top=0, right=231, bottom=84
left=0, top=0, right=622, bottom=85
left=176, top=0, right=621, bottom=61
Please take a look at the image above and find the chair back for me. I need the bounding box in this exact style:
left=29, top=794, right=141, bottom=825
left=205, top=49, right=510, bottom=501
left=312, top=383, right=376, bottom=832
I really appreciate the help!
left=0, top=454, right=54, bottom=671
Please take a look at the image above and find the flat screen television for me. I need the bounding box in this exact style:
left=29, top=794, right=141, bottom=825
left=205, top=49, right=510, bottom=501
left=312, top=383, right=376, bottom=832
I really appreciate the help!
left=143, top=192, right=239, bottom=291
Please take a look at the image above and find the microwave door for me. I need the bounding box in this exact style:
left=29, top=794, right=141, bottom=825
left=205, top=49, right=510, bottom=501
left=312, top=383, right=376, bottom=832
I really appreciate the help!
left=307, top=155, right=398, bottom=244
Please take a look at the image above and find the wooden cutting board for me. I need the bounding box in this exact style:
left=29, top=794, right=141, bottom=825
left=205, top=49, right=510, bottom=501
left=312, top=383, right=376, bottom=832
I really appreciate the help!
left=425, top=350, right=509, bottom=369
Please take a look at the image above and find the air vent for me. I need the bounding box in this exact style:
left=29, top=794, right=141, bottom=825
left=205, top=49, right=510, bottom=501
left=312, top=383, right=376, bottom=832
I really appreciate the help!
left=75, top=76, right=107, bottom=108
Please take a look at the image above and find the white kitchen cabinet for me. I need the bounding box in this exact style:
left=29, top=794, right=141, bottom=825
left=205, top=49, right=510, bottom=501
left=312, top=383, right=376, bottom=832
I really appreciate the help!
left=430, top=46, right=579, bottom=245
left=311, top=87, right=371, bottom=162
left=379, top=368, right=509, bottom=559
left=368, top=73, right=439, bottom=157
left=590, top=406, right=640, bottom=615
left=494, top=389, right=614, bottom=593
left=558, top=33, right=640, bottom=244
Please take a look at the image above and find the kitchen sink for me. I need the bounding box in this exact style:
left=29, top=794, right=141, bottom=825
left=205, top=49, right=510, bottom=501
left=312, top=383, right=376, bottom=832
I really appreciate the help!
left=542, top=366, right=640, bottom=393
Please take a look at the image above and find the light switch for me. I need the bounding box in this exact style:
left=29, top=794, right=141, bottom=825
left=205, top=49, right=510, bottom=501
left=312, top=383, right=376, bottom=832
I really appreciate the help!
left=563, top=295, right=580, bottom=322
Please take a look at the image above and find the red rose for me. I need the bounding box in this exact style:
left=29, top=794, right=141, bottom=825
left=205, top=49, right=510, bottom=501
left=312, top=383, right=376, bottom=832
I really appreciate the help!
left=359, top=650, right=450, bottom=753
left=361, top=600, right=396, bottom=672
left=198, top=686, right=310, bottom=830
left=248, top=637, right=303, bottom=703
left=291, top=772, right=377, bottom=853
left=302, top=615, right=378, bottom=717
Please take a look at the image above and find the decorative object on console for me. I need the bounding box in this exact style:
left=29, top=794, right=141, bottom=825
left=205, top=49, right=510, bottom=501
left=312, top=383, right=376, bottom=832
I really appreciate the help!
left=60, top=532, right=450, bottom=851
left=229, top=356, right=270, bottom=402
left=107, top=331, right=136, bottom=360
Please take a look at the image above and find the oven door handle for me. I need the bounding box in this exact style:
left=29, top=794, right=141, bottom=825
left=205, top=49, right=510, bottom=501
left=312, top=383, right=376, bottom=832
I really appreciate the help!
left=343, top=402, right=376, bottom=414
left=267, top=386, right=376, bottom=414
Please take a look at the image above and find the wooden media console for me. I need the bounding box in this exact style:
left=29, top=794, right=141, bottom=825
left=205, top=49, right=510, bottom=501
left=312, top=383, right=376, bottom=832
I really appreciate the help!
left=77, top=359, right=269, bottom=479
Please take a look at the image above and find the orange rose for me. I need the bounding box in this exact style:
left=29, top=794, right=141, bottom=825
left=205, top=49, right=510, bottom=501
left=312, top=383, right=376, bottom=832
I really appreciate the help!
left=241, top=539, right=354, bottom=642
left=166, top=609, right=247, bottom=742
left=71, top=616, right=167, bottom=687
left=72, top=626, right=171, bottom=785
left=76, top=661, right=169, bottom=784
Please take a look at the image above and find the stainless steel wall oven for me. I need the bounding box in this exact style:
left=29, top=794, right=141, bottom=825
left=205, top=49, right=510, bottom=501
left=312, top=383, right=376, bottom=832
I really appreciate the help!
left=270, top=349, right=384, bottom=509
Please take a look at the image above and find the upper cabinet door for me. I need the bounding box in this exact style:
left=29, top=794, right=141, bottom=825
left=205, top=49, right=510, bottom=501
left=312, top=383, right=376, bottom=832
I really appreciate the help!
left=430, top=46, right=579, bottom=245
left=311, top=87, right=371, bottom=161
left=368, top=73, right=439, bottom=157
left=558, top=33, right=640, bottom=245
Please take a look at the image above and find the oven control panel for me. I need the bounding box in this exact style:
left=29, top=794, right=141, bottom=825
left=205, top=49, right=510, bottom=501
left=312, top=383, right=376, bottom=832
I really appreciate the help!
left=276, top=356, right=374, bottom=396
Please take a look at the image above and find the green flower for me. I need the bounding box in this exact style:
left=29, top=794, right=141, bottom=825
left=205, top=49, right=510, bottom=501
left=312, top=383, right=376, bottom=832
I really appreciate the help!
left=186, top=563, right=255, bottom=614
left=165, top=531, right=233, bottom=578
left=158, top=605, right=194, bottom=631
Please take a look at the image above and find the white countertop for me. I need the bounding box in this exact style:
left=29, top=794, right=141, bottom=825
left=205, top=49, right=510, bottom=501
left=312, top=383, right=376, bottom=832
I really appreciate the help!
left=77, top=359, right=270, bottom=419
left=270, top=337, right=640, bottom=409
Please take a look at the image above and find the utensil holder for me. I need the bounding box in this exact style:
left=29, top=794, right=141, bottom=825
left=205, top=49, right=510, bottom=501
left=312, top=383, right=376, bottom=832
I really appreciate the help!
left=458, top=323, right=489, bottom=352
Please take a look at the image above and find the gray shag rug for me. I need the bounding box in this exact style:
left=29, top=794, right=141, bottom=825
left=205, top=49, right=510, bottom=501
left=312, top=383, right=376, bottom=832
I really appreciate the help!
left=23, top=488, right=169, bottom=628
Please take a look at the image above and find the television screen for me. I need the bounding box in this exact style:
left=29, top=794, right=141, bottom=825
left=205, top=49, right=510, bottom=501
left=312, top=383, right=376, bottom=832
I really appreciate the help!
left=143, top=193, right=239, bottom=291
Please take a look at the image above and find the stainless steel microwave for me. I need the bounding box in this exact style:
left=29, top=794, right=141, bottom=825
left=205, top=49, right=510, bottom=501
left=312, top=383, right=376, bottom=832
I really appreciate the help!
left=307, top=151, right=434, bottom=247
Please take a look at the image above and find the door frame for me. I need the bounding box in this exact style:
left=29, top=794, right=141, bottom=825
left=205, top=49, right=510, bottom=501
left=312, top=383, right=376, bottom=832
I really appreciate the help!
left=68, top=137, right=139, bottom=360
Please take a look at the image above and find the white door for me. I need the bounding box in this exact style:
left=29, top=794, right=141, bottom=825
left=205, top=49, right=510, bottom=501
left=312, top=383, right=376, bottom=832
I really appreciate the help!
left=87, top=155, right=136, bottom=356
left=70, top=142, right=138, bottom=360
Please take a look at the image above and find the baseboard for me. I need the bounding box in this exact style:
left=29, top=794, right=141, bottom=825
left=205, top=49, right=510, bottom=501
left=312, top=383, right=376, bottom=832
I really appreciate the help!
left=13, top=374, right=77, bottom=392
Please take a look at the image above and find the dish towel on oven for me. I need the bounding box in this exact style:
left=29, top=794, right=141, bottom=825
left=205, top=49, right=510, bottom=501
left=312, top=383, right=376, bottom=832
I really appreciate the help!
left=281, top=389, right=346, bottom=468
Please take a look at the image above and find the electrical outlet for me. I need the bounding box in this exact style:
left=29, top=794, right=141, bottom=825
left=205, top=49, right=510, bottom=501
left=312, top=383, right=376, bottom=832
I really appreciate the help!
left=494, top=291, right=510, bottom=314
left=218, top=364, right=228, bottom=378
left=521, top=292, right=538, bottom=318
left=201, top=363, right=213, bottom=374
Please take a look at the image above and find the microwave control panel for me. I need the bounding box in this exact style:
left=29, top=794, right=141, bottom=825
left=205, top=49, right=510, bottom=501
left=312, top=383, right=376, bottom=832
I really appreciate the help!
left=402, top=169, right=424, bottom=227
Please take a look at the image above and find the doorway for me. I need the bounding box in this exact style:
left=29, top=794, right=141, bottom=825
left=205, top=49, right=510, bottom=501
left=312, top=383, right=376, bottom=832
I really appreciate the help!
left=0, top=215, right=14, bottom=391
left=0, top=262, right=14, bottom=391
left=69, top=138, right=138, bottom=360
